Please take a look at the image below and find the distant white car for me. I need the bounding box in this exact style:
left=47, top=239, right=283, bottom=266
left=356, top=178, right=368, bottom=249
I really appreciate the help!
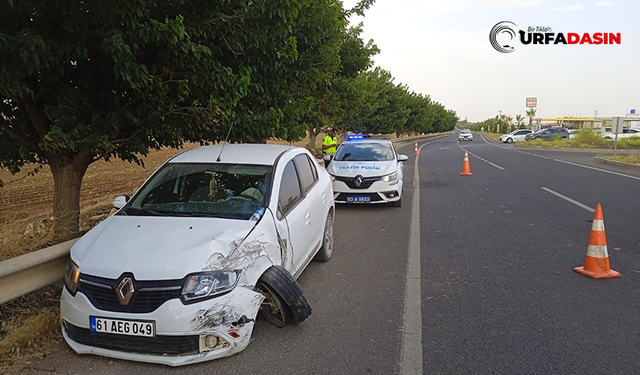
left=500, top=129, right=533, bottom=143
left=325, top=138, right=407, bottom=207
left=459, top=129, right=473, bottom=141
left=602, top=128, right=640, bottom=140
left=568, top=129, right=579, bottom=139
left=61, top=144, right=335, bottom=366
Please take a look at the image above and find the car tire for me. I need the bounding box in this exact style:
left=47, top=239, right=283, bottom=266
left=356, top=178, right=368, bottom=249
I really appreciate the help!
left=255, top=266, right=312, bottom=327
left=506, top=138, right=513, bottom=143
left=314, top=212, right=334, bottom=262
left=392, top=194, right=402, bottom=207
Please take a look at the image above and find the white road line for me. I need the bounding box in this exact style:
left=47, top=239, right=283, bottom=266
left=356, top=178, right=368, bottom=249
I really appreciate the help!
left=541, top=187, right=595, bottom=213
left=487, top=161, right=506, bottom=170
left=483, top=138, right=640, bottom=181
left=553, top=158, right=640, bottom=181
left=458, top=145, right=506, bottom=171
left=479, top=133, right=491, bottom=144
left=400, top=142, right=428, bottom=375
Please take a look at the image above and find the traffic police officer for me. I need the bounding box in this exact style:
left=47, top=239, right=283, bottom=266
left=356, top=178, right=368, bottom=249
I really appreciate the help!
left=322, top=128, right=339, bottom=167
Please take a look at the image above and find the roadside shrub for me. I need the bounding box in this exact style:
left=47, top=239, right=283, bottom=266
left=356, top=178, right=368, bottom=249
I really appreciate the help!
left=548, top=138, right=568, bottom=147
left=627, top=137, right=640, bottom=148
left=573, top=129, right=605, bottom=145
left=616, top=139, right=628, bottom=149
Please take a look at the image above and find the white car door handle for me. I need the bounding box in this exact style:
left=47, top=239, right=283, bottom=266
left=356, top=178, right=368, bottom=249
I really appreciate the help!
left=304, top=212, right=311, bottom=225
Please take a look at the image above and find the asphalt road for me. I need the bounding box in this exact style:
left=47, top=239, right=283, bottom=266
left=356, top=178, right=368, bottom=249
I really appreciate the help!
left=15, top=134, right=640, bottom=374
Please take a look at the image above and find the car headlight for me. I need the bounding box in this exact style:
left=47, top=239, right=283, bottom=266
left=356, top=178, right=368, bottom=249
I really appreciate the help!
left=181, top=270, right=240, bottom=303
left=63, top=259, right=80, bottom=296
left=381, top=171, right=399, bottom=185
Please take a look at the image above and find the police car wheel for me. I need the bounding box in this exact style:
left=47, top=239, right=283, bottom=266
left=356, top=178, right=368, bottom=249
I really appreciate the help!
left=314, top=212, right=334, bottom=262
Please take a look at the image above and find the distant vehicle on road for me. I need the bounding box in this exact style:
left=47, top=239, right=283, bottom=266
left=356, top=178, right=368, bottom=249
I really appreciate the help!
left=500, top=129, right=533, bottom=143
left=568, top=129, right=579, bottom=139
left=458, top=129, right=473, bottom=141
left=602, top=128, right=640, bottom=140
left=525, top=127, right=569, bottom=141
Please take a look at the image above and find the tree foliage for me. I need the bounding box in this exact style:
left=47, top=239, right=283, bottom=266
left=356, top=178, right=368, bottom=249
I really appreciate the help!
left=0, top=0, right=458, bottom=240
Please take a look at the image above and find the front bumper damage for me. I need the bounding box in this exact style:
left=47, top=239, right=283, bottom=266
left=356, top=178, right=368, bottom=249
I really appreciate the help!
left=60, top=285, right=264, bottom=366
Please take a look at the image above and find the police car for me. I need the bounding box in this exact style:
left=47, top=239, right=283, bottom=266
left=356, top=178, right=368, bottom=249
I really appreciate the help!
left=325, top=136, right=408, bottom=206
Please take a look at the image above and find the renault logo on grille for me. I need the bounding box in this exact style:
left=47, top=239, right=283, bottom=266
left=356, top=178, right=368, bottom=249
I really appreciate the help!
left=116, top=277, right=135, bottom=305
left=353, top=175, right=364, bottom=188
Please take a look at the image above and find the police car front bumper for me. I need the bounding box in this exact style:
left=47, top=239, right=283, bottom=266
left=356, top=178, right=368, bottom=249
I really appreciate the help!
left=332, top=180, right=402, bottom=204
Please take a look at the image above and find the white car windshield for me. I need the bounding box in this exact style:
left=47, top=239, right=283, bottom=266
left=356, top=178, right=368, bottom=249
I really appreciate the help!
left=122, top=163, right=272, bottom=219
left=334, top=143, right=395, bottom=161
left=461, top=130, right=471, bottom=134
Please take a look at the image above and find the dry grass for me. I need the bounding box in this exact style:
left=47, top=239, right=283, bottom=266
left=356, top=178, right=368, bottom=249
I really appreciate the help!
left=480, top=132, right=502, bottom=142
left=0, top=285, right=62, bottom=371
left=601, top=155, right=640, bottom=165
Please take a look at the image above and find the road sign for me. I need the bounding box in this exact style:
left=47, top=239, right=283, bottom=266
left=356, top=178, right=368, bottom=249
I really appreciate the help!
left=526, top=97, right=537, bottom=107
left=611, top=117, right=624, bottom=134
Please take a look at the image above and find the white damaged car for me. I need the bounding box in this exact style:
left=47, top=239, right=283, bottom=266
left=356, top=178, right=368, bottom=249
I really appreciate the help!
left=60, top=144, right=335, bottom=366
left=325, top=138, right=407, bottom=206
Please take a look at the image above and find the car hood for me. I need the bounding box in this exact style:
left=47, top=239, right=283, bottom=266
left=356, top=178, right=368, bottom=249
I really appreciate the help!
left=327, top=160, right=397, bottom=177
left=71, top=215, right=257, bottom=280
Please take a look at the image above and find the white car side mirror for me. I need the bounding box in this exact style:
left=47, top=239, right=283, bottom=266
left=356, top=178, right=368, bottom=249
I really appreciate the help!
left=398, top=154, right=409, bottom=162
left=323, top=155, right=332, bottom=162
left=113, top=195, right=129, bottom=209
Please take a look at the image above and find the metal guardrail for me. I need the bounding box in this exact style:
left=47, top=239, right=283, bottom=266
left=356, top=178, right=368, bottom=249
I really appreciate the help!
left=0, top=239, right=77, bottom=305
left=0, top=132, right=453, bottom=305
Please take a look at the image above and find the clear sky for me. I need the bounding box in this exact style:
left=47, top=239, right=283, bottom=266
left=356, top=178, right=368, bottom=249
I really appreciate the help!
left=342, top=0, right=640, bottom=122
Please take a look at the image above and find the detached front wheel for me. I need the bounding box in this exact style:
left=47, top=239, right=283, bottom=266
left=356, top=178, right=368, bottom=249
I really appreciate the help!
left=255, top=266, right=312, bottom=327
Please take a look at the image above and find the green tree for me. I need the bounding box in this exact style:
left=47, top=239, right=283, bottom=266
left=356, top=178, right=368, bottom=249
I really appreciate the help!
left=516, top=114, right=525, bottom=129
left=304, top=21, right=379, bottom=149
left=526, top=108, right=537, bottom=129
left=0, top=0, right=336, bottom=241
left=348, top=68, right=410, bottom=135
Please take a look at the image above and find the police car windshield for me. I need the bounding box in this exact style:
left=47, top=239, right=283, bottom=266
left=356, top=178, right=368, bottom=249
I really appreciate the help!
left=334, top=143, right=395, bottom=161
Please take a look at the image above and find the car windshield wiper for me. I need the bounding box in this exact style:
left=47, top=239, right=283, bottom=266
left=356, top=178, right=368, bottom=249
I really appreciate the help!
left=123, top=207, right=170, bottom=216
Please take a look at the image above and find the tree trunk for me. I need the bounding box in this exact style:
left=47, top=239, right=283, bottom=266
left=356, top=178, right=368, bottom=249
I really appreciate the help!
left=308, top=127, right=319, bottom=150
left=49, top=157, right=90, bottom=242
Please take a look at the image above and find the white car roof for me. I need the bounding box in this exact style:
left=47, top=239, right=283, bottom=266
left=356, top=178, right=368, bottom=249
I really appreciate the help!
left=169, top=144, right=297, bottom=165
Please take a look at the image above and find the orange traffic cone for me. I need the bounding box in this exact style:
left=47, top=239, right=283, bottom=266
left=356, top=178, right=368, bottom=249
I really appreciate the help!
left=414, top=142, right=419, bottom=155
left=574, top=204, right=621, bottom=279
left=460, top=151, right=472, bottom=176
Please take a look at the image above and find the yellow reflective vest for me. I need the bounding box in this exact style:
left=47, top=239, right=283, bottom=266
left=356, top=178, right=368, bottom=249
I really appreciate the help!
left=323, top=135, right=337, bottom=154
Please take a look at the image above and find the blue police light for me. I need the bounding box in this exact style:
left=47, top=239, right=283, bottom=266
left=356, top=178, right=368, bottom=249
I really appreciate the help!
left=345, top=134, right=365, bottom=140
